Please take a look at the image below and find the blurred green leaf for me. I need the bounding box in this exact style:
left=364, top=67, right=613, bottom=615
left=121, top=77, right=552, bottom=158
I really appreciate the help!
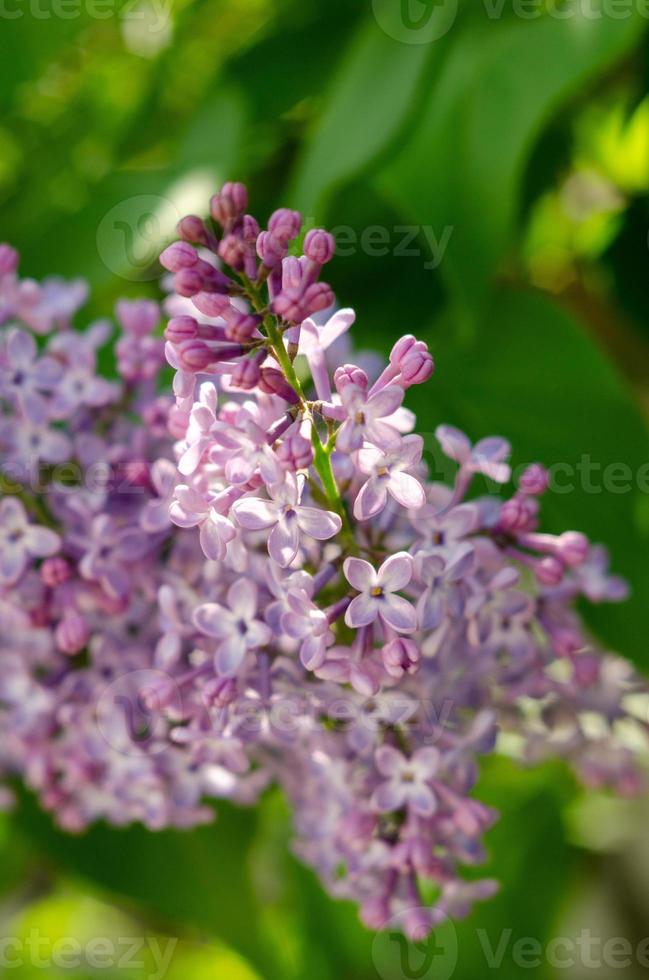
left=379, top=5, right=646, bottom=325
left=289, top=9, right=433, bottom=215
left=15, top=792, right=281, bottom=977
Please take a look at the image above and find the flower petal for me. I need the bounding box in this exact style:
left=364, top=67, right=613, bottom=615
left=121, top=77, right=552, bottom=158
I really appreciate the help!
left=375, top=745, right=405, bottom=777
left=353, top=476, right=387, bottom=521
left=379, top=594, right=417, bottom=634
left=388, top=471, right=425, bottom=511
left=193, top=603, right=230, bottom=638
left=345, top=593, right=379, bottom=629
left=268, top=516, right=299, bottom=567
left=296, top=506, right=341, bottom=541
left=343, top=556, right=375, bottom=592
left=232, top=496, right=278, bottom=531
left=378, top=552, right=413, bottom=592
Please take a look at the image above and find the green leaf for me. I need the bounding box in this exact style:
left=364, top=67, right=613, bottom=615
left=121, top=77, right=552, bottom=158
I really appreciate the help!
left=378, top=4, right=646, bottom=323
left=14, top=791, right=280, bottom=977
left=288, top=8, right=433, bottom=216
left=411, top=287, right=649, bottom=666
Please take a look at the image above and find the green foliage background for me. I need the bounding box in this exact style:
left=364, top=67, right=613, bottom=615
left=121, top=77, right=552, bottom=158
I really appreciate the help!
left=2, top=1, right=649, bottom=977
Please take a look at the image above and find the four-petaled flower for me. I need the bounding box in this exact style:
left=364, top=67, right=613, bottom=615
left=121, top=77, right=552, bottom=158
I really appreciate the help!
left=193, top=580, right=272, bottom=675
left=354, top=434, right=425, bottom=520
left=344, top=553, right=417, bottom=633
left=336, top=383, right=403, bottom=454
left=233, top=473, right=341, bottom=567
left=372, top=745, right=440, bottom=817
left=0, top=328, right=61, bottom=423
left=0, top=498, right=61, bottom=585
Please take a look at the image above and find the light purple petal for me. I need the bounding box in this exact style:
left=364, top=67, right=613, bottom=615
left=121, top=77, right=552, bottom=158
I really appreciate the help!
left=380, top=594, right=417, bottom=634
left=411, top=747, right=440, bottom=778
left=435, top=425, right=471, bottom=464
left=375, top=745, right=405, bottom=777
left=232, top=497, right=278, bottom=531
left=345, top=593, right=379, bottom=629
left=372, top=781, right=406, bottom=813
left=227, top=579, right=258, bottom=620
left=24, top=525, right=60, bottom=558
left=268, top=516, right=300, bottom=567
left=343, top=556, right=375, bottom=591
left=296, top=506, right=341, bottom=541
left=193, top=603, right=230, bottom=638
left=7, top=328, right=36, bottom=367
left=0, top=545, right=26, bottom=584
left=353, top=476, right=387, bottom=521
left=366, top=385, right=403, bottom=419
left=215, top=637, right=247, bottom=676
left=388, top=472, right=424, bottom=512
left=407, top=783, right=437, bottom=817
left=378, top=552, right=413, bottom=592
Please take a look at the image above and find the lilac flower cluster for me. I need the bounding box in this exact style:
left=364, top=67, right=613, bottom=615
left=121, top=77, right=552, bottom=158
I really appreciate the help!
left=0, top=186, right=646, bottom=940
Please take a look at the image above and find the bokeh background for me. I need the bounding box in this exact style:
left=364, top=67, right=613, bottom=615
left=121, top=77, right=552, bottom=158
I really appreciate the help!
left=2, top=0, right=649, bottom=977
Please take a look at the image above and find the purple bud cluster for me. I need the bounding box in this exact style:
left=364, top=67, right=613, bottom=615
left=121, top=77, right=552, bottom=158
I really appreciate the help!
left=0, top=185, right=646, bottom=941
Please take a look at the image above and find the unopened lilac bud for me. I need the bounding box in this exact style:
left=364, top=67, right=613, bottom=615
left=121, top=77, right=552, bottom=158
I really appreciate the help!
left=218, top=233, right=247, bottom=270
left=177, top=215, right=211, bottom=247
left=268, top=208, right=302, bottom=244
left=210, top=182, right=248, bottom=224
left=174, top=263, right=229, bottom=297
left=259, top=367, right=300, bottom=404
left=242, top=214, right=260, bottom=244
left=389, top=334, right=419, bottom=365
left=498, top=495, right=536, bottom=533
left=192, top=292, right=230, bottom=318
left=159, top=241, right=198, bottom=272
left=177, top=339, right=214, bottom=371
left=304, top=229, right=335, bottom=265
left=519, top=463, right=549, bottom=496
left=281, top=256, right=303, bottom=291
left=55, top=611, right=89, bottom=655
left=535, top=555, right=564, bottom=586
left=302, top=282, right=334, bottom=317
left=203, top=676, right=237, bottom=707
left=556, top=531, right=589, bottom=568
left=400, top=349, right=435, bottom=387
left=123, top=459, right=151, bottom=489
left=224, top=311, right=261, bottom=343
left=230, top=356, right=262, bottom=390
left=165, top=315, right=198, bottom=344
left=0, top=243, right=19, bottom=276
left=334, top=364, right=369, bottom=393
left=41, top=556, right=71, bottom=587
left=276, top=432, right=314, bottom=470
left=272, top=288, right=303, bottom=322
left=256, top=231, right=287, bottom=269
left=382, top=637, right=421, bottom=679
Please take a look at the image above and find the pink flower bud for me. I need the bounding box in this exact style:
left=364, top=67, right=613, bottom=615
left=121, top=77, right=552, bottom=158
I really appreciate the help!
left=242, top=214, right=260, bottom=244
left=168, top=405, right=189, bottom=439
left=389, top=334, right=419, bottom=365
left=400, top=349, right=434, bottom=387
left=382, top=637, right=421, bottom=679
left=259, top=367, right=300, bottom=404
left=302, top=282, right=334, bottom=317
left=276, top=432, right=314, bottom=470
left=268, top=208, right=302, bottom=244
left=41, top=557, right=71, bottom=587
left=519, top=463, right=549, bottom=496
left=210, top=182, right=248, bottom=224
left=403, top=906, right=435, bottom=942
left=303, top=229, right=335, bottom=265
left=165, top=316, right=198, bottom=344
left=203, top=677, right=237, bottom=707
left=224, top=312, right=261, bottom=342
left=55, top=612, right=89, bottom=656
left=498, top=494, right=536, bottom=533
left=0, top=243, right=19, bottom=276
left=230, top=356, right=262, bottom=390
left=256, top=232, right=287, bottom=269
left=281, top=256, right=303, bottom=291
left=334, top=364, right=368, bottom=392
left=572, top=653, right=600, bottom=686
left=192, top=292, right=230, bottom=318
left=535, top=555, right=564, bottom=586
left=177, top=339, right=214, bottom=371
left=359, top=896, right=391, bottom=931
left=159, top=241, right=198, bottom=272
left=556, top=531, right=589, bottom=568
left=177, top=215, right=212, bottom=247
